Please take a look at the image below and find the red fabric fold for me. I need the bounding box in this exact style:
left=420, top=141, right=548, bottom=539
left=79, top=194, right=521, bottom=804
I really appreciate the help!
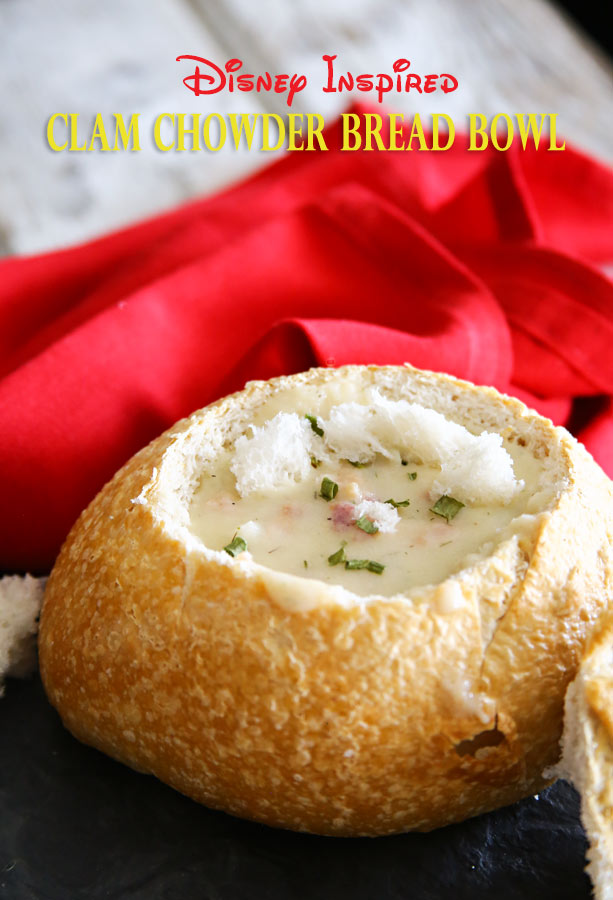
left=1, top=106, right=612, bottom=573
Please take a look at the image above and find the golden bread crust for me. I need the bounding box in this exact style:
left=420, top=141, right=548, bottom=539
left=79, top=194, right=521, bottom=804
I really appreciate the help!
left=561, top=613, right=613, bottom=899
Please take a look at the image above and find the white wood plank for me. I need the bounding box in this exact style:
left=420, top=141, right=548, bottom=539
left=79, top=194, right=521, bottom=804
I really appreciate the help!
left=0, top=0, right=269, bottom=255
left=197, top=0, right=613, bottom=152
left=1, top=0, right=611, bottom=256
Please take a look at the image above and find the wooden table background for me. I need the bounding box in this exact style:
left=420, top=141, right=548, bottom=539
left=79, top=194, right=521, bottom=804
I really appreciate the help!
left=1, top=0, right=612, bottom=257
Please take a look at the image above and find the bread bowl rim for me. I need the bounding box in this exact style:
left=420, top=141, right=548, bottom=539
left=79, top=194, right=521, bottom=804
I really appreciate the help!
left=133, top=362, right=572, bottom=613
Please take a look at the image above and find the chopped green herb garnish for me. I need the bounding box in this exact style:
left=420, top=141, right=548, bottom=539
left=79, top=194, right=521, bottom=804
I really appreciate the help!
left=385, top=498, right=410, bottom=509
left=305, top=414, right=323, bottom=437
left=345, top=558, right=385, bottom=574
left=310, top=455, right=322, bottom=468
left=355, top=516, right=379, bottom=534
left=327, top=544, right=346, bottom=566
left=345, top=558, right=368, bottom=570
left=401, top=459, right=408, bottom=466
left=320, top=477, right=338, bottom=501
left=408, top=472, right=417, bottom=480
left=430, top=495, right=464, bottom=523
left=303, top=560, right=308, bottom=568
left=224, top=536, right=247, bottom=557
left=343, top=459, right=371, bottom=468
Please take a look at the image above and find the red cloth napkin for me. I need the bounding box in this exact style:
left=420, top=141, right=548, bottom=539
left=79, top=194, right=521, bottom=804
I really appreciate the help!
left=2, top=108, right=613, bottom=573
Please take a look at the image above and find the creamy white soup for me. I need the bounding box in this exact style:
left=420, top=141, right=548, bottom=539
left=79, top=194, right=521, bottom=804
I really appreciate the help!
left=188, top=390, right=544, bottom=597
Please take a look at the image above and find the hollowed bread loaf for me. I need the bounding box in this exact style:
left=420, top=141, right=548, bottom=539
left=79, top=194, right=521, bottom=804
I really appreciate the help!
left=39, top=365, right=613, bottom=835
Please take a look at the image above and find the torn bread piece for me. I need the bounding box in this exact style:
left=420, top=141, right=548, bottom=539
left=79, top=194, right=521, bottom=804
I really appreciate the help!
left=0, top=574, right=45, bottom=692
left=39, top=365, right=613, bottom=836
left=558, top=614, right=613, bottom=900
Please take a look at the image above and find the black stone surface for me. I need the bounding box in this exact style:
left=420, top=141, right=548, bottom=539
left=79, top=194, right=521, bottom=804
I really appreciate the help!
left=0, top=675, right=591, bottom=900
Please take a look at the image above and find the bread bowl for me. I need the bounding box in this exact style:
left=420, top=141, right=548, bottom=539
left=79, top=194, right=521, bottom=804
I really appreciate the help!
left=39, top=364, right=613, bottom=836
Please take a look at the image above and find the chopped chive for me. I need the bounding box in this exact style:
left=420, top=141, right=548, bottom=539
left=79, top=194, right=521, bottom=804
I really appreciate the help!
left=303, top=560, right=308, bottom=568
left=355, top=516, right=379, bottom=534
left=385, top=498, right=410, bottom=509
left=342, top=459, right=371, bottom=468
left=327, top=544, right=346, bottom=566
left=345, top=558, right=385, bottom=574
left=310, top=455, right=322, bottom=468
left=344, top=558, right=368, bottom=570
left=320, top=477, right=338, bottom=501
left=305, top=414, right=323, bottom=437
left=430, top=495, right=464, bottom=523
left=408, top=472, right=417, bottom=480
left=224, top=536, right=247, bottom=557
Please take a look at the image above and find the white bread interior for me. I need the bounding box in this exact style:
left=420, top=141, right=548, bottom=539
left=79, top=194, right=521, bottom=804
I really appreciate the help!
left=38, top=365, right=613, bottom=835
left=0, top=574, right=45, bottom=691
left=229, top=390, right=521, bottom=506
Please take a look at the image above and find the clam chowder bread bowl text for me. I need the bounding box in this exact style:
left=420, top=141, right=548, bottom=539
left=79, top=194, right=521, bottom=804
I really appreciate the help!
left=39, top=365, right=613, bottom=836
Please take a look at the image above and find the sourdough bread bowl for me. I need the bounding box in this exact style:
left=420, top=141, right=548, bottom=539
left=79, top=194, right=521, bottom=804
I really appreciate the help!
left=38, top=365, right=613, bottom=836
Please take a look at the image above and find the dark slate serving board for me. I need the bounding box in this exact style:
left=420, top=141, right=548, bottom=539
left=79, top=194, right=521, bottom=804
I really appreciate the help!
left=0, top=675, right=591, bottom=900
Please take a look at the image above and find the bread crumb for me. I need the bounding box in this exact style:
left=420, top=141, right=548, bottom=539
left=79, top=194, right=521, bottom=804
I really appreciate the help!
left=353, top=499, right=399, bottom=534
left=0, top=574, right=45, bottom=693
